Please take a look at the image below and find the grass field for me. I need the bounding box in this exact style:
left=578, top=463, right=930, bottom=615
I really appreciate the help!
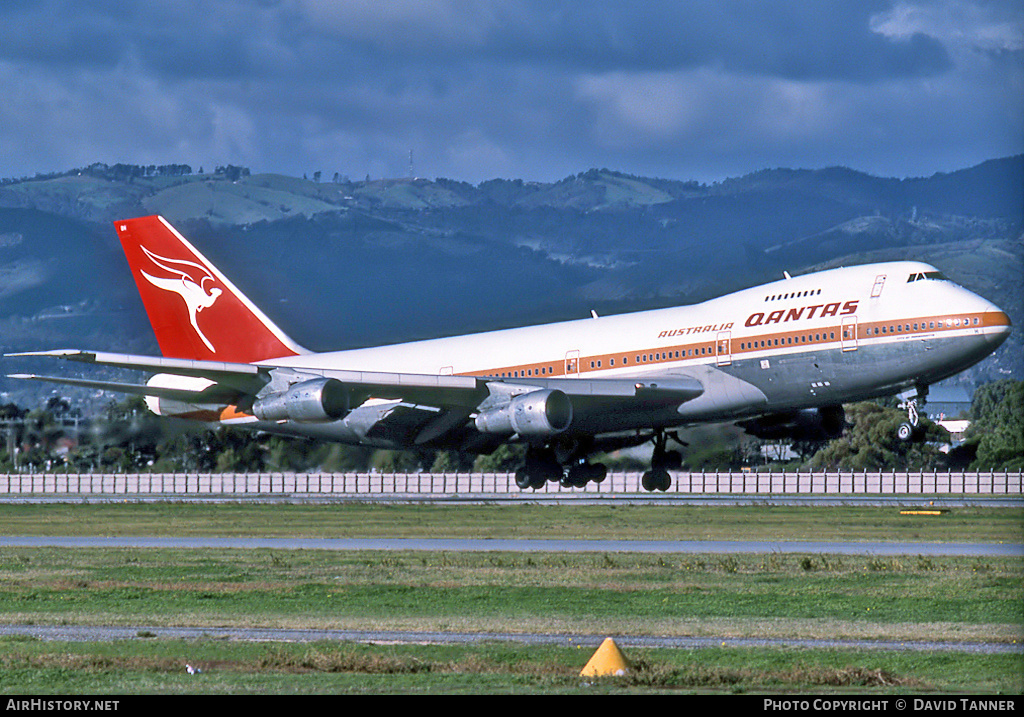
left=1, top=502, right=1021, bottom=543
left=2, top=639, right=1020, bottom=694
left=0, top=503, right=1021, bottom=694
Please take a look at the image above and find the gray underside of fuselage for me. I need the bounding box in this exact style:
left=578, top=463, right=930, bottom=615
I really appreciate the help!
left=239, top=333, right=1000, bottom=451
left=713, top=332, right=998, bottom=415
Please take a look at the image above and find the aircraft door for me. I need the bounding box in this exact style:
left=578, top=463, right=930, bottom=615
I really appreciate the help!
left=716, top=331, right=732, bottom=366
left=564, top=350, right=580, bottom=376
left=841, top=316, right=858, bottom=352
left=870, top=274, right=886, bottom=298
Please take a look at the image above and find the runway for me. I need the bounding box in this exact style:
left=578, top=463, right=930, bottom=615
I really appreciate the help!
left=2, top=535, right=1021, bottom=556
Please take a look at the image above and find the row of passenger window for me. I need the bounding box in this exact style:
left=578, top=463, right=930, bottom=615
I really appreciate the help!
left=498, top=366, right=555, bottom=378
left=593, top=347, right=712, bottom=369
left=764, top=288, right=822, bottom=301
left=740, top=332, right=835, bottom=350
left=866, top=317, right=979, bottom=335
left=495, top=344, right=718, bottom=378
left=492, top=315, right=983, bottom=377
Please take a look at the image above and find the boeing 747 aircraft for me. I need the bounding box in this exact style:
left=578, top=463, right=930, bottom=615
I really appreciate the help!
left=8, top=216, right=1012, bottom=490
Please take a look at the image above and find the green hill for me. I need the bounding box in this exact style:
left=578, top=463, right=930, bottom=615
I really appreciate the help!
left=1, top=157, right=1020, bottom=408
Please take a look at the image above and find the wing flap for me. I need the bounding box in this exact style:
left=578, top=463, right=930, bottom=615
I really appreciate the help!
left=315, top=368, right=484, bottom=406
left=496, top=377, right=704, bottom=402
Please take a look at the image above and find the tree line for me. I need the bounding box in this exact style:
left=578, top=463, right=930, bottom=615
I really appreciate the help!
left=1, top=163, right=259, bottom=185
left=1, top=381, right=1020, bottom=474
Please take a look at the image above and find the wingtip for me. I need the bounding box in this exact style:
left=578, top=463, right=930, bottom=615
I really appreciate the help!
left=4, top=349, right=85, bottom=359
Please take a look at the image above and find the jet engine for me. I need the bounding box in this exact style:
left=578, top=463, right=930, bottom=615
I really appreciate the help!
left=475, top=388, right=573, bottom=438
left=252, top=378, right=350, bottom=423
left=739, top=405, right=845, bottom=442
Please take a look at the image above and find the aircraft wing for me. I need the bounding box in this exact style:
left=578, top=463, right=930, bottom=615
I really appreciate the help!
left=6, top=349, right=704, bottom=426
left=6, top=349, right=486, bottom=408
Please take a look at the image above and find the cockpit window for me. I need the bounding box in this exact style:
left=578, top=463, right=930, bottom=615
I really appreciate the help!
left=907, top=271, right=950, bottom=283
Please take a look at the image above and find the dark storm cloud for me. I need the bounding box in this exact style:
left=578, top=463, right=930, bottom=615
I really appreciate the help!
left=0, top=0, right=127, bottom=69
left=0, top=0, right=1020, bottom=183
left=275, top=1, right=953, bottom=81
left=474, top=1, right=952, bottom=80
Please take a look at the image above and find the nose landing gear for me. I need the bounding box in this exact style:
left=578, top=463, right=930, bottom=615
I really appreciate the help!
left=897, top=385, right=929, bottom=443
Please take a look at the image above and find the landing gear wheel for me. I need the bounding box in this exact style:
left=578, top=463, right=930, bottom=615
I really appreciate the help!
left=560, top=468, right=585, bottom=488
left=514, top=468, right=534, bottom=490
left=642, top=469, right=671, bottom=492
left=641, top=471, right=655, bottom=492
left=644, top=430, right=675, bottom=491
left=561, top=461, right=608, bottom=488
left=514, top=468, right=547, bottom=490
left=897, top=422, right=915, bottom=443
left=515, top=448, right=563, bottom=490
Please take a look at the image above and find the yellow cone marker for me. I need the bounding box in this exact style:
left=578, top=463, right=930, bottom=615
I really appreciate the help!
left=580, top=637, right=630, bottom=677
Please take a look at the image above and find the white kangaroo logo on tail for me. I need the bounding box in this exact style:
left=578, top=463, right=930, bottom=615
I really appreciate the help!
left=139, top=246, right=223, bottom=353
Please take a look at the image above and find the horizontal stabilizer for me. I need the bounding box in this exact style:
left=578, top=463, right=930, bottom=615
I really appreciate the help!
left=6, top=348, right=267, bottom=398
left=6, top=374, right=241, bottom=403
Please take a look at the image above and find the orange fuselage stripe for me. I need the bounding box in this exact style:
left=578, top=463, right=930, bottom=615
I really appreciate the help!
left=460, top=310, right=1010, bottom=380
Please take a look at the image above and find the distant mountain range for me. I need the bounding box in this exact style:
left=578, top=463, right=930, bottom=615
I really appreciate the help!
left=1, top=157, right=1020, bottom=410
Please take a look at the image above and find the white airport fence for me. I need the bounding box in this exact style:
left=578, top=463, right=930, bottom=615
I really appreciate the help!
left=0, top=471, right=1021, bottom=496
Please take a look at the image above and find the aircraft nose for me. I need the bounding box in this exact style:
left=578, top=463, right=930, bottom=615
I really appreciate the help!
left=983, top=308, right=1012, bottom=348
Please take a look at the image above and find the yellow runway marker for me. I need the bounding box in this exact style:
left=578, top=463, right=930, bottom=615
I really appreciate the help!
left=580, top=637, right=630, bottom=677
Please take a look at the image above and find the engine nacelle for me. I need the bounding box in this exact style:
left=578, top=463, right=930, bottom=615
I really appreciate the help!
left=740, top=405, right=846, bottom=442
left=251, top=378, right=349, bottom=423
left=475, top=389, right=573, bottom=438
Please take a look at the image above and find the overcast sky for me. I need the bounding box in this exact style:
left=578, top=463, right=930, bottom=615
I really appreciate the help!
left=1, top=0, right=1021, bottom=184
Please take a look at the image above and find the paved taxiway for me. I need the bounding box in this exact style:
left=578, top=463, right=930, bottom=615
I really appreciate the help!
left=0, top=623, right=1019, bottom=655
left=2, top=535, right=1020, bottom=556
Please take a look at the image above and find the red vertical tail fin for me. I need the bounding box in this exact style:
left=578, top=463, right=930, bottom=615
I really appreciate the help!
left=115, top=215, right=306, bottom=363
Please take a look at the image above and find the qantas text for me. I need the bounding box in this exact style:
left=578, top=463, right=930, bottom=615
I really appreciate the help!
left=745, top=300, right=858, bottom=328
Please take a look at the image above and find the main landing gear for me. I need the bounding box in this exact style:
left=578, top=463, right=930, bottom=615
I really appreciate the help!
left=641, top=431, right=682, bottom=492
left=513, top=431, right=682, bottom=492
left=514, top=446, right=608, bottom=490
left=897, top=386, right=929, bottom=443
